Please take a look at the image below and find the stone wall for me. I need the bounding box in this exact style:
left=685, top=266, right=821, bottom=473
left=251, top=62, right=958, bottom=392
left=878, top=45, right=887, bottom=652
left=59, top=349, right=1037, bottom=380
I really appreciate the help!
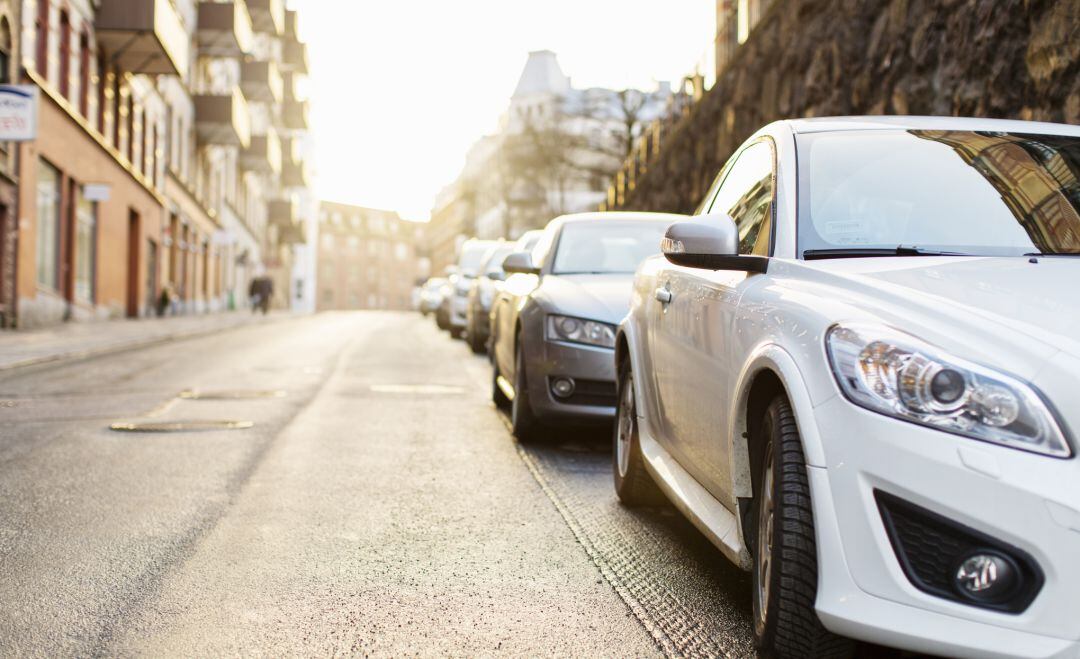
left=614, top=0, right=1080, bottom=213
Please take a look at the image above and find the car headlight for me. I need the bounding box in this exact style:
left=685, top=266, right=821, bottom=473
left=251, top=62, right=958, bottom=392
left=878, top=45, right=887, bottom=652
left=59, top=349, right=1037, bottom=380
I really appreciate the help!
left=546, top=315, right=616, bottom=349
left=826, top=324, right=1070, bottom=457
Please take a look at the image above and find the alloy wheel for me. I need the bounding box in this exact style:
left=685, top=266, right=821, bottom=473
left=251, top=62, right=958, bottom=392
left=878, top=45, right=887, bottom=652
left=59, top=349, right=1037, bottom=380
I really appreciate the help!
left=755, top=441, right=775, bottom=630
left=616, top=368, right=635, bottom=478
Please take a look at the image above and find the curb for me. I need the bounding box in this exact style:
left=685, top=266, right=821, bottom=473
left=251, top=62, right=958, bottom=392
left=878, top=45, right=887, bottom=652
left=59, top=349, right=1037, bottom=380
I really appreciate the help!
left=0, top=314, right=295, bottom=374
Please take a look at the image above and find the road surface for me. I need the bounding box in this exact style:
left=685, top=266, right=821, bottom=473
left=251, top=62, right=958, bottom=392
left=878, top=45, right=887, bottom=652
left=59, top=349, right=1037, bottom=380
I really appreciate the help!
left=0, top=311, right=760, bottom=656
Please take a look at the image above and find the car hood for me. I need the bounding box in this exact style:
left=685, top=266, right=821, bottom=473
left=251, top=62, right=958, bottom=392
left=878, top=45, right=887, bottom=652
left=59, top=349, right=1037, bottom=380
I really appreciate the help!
left=537, top=274, right=635, bottom=325
left=793, top=256, right=1080, bottom=364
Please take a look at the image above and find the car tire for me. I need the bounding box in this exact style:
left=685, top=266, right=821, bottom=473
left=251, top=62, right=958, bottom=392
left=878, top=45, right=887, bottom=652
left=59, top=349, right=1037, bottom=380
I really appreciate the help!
left=613, top=359, right=666, bottom=506
left=751, top=396, right=854, bottom=659
left=492, top=354, right=510, bottom=410
left=510, top=339, right=539, bottom=441
left=468, top=326, right=486, bottom=354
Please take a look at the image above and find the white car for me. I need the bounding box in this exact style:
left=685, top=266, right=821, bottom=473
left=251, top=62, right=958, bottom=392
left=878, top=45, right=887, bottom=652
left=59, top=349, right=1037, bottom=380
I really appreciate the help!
left=614, top=116, right=1080, bottom=658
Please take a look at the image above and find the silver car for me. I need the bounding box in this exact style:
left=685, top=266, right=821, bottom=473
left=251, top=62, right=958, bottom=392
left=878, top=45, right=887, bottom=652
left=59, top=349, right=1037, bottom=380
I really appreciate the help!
left=489, top=212, right=681, bottom=440
left=448, top=239, right=499, bottom=338
left=467, top=231, right=543, bottom=354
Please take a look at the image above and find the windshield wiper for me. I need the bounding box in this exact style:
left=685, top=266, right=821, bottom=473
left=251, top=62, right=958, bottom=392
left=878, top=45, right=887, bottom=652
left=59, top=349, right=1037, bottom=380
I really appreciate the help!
left=802, top=246, right=974, bottom=260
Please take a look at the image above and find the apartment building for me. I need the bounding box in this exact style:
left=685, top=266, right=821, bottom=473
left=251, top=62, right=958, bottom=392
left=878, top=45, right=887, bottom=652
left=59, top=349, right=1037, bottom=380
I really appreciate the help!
left=316, top=201, right=424, bottom=312
left=7, top=0, right=312, bottom=328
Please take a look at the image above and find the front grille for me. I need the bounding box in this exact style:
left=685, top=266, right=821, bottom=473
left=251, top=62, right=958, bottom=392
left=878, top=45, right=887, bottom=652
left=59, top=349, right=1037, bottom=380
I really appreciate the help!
left=875, top=491, right=1043, bottom=613
left=553, top=378, right=616, bottom=407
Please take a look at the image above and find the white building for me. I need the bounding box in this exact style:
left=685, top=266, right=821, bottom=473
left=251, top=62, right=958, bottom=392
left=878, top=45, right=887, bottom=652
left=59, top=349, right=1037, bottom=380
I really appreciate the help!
left=433, top=50, right=673, bottom=248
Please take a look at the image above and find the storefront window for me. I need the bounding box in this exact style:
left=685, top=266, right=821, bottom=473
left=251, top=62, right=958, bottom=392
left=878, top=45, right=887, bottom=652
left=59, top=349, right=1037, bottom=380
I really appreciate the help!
left=74, top=191, right=96, bottom=302
left=35, top=159, right=60, bottom=289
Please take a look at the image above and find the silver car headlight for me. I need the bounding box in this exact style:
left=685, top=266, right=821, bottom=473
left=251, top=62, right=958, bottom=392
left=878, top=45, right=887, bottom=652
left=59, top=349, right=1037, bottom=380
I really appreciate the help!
left=546, top=315, right=616, bottom=349
left=826, top=324, right=1071, bottom=458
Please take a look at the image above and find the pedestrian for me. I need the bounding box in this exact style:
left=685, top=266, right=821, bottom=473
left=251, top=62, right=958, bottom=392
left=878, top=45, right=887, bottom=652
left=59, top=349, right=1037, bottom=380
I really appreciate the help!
left=249, top=275, right=273, bottom=315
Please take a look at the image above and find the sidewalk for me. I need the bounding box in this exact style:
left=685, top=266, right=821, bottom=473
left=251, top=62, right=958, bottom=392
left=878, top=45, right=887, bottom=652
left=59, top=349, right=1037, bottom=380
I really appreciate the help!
left=0, top=311, right=293, bottom=372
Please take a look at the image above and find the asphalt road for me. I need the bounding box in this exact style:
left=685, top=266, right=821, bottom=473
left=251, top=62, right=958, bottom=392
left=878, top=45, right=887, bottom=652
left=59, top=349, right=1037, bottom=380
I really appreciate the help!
left=0, top=311, right=761, bottom=657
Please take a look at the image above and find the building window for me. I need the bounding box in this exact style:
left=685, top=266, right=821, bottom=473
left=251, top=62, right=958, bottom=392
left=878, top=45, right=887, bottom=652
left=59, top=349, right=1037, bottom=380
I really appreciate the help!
left=36, top=159, right=61, bottom=289
left=347, top=235, right=359, bottom=250
left=395, top=243, right=408, bottom=261
left=74, top=190, right=96, bottom=302
left=78, top=30, right=90, bottom=116
left=0, top=18, right=11, bottom=85
left=58, top=10, right=70, bottom=98
left=321, top=233, right=334, bottom=249
left=112, top=73, right=122, bottom=147
left=322, top=289, right=333, bottom=304
left=95, top=49, right=106, bottom=133
left=35, top=0, right=48, bottom=76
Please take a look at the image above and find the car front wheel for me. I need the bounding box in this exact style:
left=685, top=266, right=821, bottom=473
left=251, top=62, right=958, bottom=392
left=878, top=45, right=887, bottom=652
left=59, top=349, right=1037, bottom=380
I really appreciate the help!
left=751, top=396, right=854, bottom=659
left=510, top=339, right=538, bottom=440
left=613, top=359, right=665, bottom=506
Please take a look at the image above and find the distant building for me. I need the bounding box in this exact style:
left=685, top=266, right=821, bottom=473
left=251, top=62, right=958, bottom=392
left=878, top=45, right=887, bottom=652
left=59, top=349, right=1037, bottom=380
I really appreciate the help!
left=316, top=201, right=424, bottom=311
left=3, top=0, right=313, bottom=329
left=426, top=50, right=672, bottom=270
left=716, top=0, right=773, bottom=74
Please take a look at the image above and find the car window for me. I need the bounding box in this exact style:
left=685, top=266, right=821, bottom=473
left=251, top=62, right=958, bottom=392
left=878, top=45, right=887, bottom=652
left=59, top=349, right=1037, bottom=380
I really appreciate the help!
left=797, top=130, right=1080, bottom=255
left=707, top=140, right=775, bottom=255
left=480, top=246, right=514, bottom=276
left=457, top=243, right=492, bottom=275
left=530, top=227, right=557, bottom=269
left=550, top=221, right=669, bottom=274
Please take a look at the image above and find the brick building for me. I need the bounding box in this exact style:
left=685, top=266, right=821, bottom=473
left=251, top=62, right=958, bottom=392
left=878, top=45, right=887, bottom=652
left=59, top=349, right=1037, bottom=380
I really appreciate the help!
left=4, top=0, right=313, bottom=328
left=316, top=201, right=425, bottom=311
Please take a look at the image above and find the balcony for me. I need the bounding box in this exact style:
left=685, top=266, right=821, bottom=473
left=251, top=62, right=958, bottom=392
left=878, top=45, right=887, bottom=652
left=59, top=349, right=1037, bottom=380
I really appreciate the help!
left=96, top=0, right=189, bottom=78
left=268, top=199, right=296, bottom=227
left=280, top=219, right=306, bottom=245
left=281, top=39, right=309, bottom=74
left=240, top=129, right=282, bottom=174
left=284, top=9, right=300, bottom=39
left=282, top=155, right=309, bottom=188
left=241, top=60, right=283, bottom=104
left=283, top=99, right=309, bottom=130
left=245, top=0, right=284, bottom=34
left=193, top=89, right=251, bottom=148
left=197, top=1, right=254, bottom=58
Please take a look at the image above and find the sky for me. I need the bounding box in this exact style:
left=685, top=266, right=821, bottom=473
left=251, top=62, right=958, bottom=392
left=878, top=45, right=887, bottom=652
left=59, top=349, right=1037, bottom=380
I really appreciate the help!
left=290, top=1, right=715, bottom=221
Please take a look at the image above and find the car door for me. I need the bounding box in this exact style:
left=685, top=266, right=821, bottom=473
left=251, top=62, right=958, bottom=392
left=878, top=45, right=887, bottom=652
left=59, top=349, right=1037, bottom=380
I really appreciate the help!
left=651, top=139, right=776, bottom=503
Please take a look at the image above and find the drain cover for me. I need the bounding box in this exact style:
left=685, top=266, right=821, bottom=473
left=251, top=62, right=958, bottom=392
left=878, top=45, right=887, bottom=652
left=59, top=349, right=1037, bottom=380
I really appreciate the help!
left=178, top=389, right=286, bottom=400
left=369, top=384, right=465, bottom=395
left=109, top=420, right=254, bottom=432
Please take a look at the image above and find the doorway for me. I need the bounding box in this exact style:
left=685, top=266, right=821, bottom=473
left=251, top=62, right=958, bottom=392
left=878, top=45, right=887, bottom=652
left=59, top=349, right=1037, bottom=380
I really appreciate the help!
left=126, top=208, right=139, bottom=317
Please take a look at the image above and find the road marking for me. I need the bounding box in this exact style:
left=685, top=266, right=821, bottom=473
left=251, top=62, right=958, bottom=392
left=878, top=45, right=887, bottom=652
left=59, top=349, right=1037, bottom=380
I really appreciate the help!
left=109, top=420, right=255, bottom=432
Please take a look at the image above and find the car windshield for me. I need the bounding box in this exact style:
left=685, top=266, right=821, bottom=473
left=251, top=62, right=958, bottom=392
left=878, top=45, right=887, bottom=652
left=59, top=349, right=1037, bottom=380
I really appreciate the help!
left=797, top=130, right=1080, bottom=257
left=457, top=243, right=492, bottom=276
left=480, top=246, right=514, bottom=275
left=551, top=221, right=669, bottom=275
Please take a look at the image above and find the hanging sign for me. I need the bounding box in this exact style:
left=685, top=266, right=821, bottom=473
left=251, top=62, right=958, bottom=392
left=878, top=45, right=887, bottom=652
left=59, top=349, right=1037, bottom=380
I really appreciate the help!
left=0, top=85, right=37, bottom=141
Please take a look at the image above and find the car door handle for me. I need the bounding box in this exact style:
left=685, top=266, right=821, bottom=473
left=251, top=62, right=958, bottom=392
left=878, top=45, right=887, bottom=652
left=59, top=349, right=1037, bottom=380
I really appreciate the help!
left=655, top=287, right=673, bottom=304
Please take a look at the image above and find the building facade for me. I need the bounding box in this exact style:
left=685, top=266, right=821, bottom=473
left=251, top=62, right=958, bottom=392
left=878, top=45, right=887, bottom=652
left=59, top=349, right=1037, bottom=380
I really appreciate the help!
left=7, top=0, right=312, bottom=329
left=426, top=50, right=671, bottom=271
left=316, top=201, right=425, bottom=312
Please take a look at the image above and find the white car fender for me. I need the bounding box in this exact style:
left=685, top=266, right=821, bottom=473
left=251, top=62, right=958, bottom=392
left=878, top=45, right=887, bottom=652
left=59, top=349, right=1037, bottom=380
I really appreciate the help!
left=728, top=343, right=832, bottom=480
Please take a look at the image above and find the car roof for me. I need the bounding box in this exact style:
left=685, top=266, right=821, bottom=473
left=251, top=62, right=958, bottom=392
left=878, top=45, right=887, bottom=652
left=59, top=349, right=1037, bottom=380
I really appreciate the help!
left=553, top=211, right=686, bottom=226
left=784, top=115, right=1080, bottom=137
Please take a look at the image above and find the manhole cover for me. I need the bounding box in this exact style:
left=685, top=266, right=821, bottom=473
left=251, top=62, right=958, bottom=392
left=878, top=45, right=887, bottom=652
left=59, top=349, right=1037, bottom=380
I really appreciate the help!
left=109, top=420, right=255, bottom=432
left=178, top=389, right=286, bottom=400
left=369, top=384, right=465, bottom=395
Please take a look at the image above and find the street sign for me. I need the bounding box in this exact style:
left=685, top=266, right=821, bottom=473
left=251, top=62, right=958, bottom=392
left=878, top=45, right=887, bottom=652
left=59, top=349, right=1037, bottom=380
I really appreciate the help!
left=82, top=184, right=111, bottom=201
left=0, top=85, right=37, bottom=141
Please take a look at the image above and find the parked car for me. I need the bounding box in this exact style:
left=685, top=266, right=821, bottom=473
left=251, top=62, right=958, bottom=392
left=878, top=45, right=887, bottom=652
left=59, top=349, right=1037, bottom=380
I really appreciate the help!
left=466, top=231, right=543, bottom=354
left=448, top=239, right=499, bottom=338
left=419, top=277, right=447, bottom=317
left=489, top=212, right=681, bottom=440
left=435, top=269, right=456, bottom=331
left=614, top=116, right=1080, bottom=658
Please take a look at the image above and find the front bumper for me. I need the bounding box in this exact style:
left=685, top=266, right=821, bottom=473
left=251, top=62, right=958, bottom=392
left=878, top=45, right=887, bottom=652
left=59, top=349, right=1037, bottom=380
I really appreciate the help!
left=523, top=336, right=617, bottom=424
left=808, top=395, right=1080, bottom=658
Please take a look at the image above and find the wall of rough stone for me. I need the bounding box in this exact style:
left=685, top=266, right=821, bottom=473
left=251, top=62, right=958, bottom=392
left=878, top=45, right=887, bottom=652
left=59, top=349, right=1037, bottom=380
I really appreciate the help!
left=615, top=0, right=1080, bottom=213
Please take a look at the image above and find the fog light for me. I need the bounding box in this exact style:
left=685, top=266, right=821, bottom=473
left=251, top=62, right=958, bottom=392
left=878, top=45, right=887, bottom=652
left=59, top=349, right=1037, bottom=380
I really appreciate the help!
left=954, top=552, right=1019, bottom=603
left=551, top=377, right=575, bottom=398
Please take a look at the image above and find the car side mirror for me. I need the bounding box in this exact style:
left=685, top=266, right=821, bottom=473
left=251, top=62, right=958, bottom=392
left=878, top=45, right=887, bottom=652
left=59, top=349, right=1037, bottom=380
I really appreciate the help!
left=661, top=214, right=768, bottom=273
left=501, top=251, right=540, bottom=275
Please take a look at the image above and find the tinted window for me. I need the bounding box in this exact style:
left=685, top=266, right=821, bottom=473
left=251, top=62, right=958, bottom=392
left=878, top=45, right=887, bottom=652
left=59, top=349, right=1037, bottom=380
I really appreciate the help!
left=797, top=130, right=1080, bottom=255
left=551, top=221, right=668, bottom=275
left=457, top=242, right=492, bottom=275
left=707, top=141, right=774, bottom=255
